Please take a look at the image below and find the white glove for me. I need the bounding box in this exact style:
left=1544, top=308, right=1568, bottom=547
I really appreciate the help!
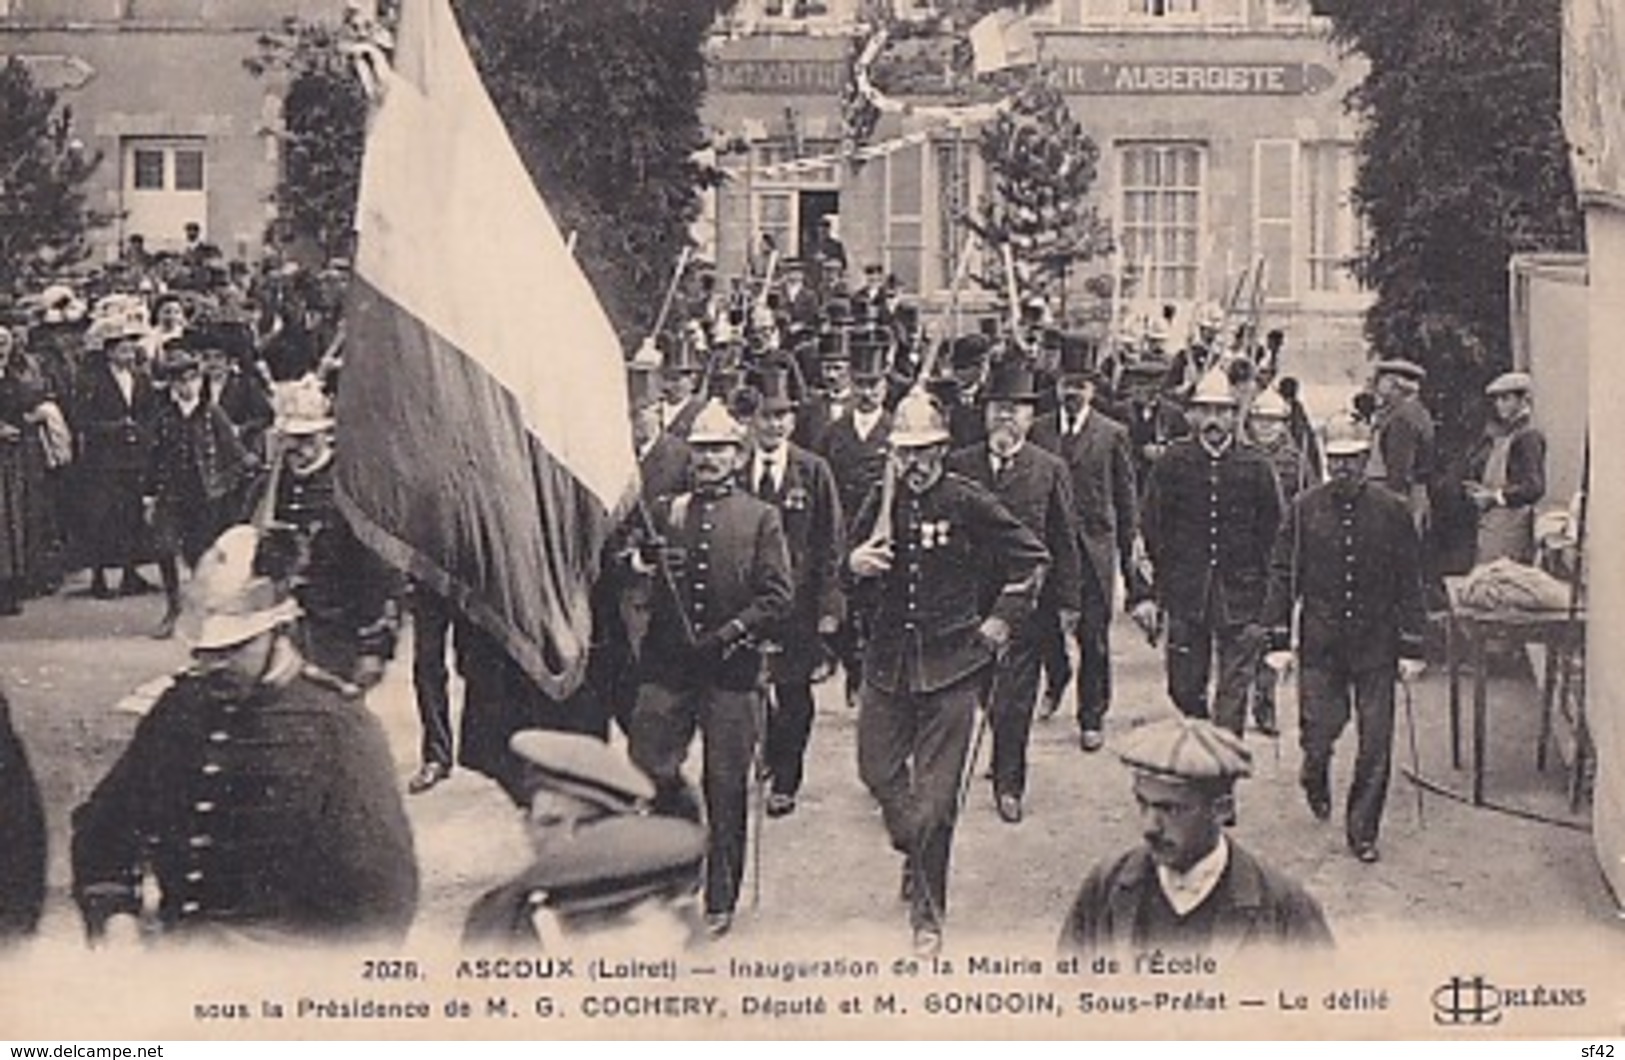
left=1264, top=650, right=1295, bottom=674
left=849, top=541, right=893, bottom=578
left=1398, top=658, right=1427, bottom=684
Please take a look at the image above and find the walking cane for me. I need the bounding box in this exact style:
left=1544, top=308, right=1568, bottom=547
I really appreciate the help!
left=750, top=647, right=778, bottom=911
left=1399, top=672, right=1426, bottom=828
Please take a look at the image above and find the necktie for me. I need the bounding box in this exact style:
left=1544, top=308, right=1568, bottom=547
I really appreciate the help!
left=757, top=461, right=776, bottom=499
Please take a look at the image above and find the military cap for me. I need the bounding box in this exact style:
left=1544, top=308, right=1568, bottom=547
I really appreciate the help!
left=1115, top=717, right=1252, bottom=786
left=527, top=815, right=706, bottom=917
left=1249, top=387, right=1291, bottom=420
left=890, top=388, right=951, bottom=448
left=510, top=731, right=656, bottom=814
left=1322, top=411, right=1373, bottom=456
left=1372, top=358, right=1426, bottom=383
left=687, top=398, right=747, bottom=445
left=1485, top=371, right=1533, bottom=397
left=1187, top=366, right=1238, bottom=407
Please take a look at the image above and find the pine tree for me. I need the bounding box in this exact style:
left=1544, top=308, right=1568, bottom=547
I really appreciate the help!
left=971, top=75, right=1112, bottom=323
left=0, top=59, right=108, bottom=295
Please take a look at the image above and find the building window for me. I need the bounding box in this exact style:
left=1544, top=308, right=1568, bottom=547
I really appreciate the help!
left=1265, top=0, right=1313, bottom=25
left=886, top=143, right=925, bottom=292
left=1081, top=0, right=1245, bottom=26
left=754, top=190, right=797, bottom=260
left=121, top=137, right=208, bottom=251
left=1304, top=141, right=1366, bottom=294
left=1253, top=139, right=1297, bottom=302
left=749, top=0, right=856, bottom=23
left=1119, top=142, right=1204, bottom=302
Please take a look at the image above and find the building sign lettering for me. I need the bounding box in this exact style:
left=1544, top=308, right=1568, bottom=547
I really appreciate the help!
left=710, top=58, right=1335, bottom=97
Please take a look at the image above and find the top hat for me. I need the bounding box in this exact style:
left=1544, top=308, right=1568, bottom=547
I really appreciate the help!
left=818, top=327, right=851, bottom=362
left=1057, top=333, right=1101, bottom=381
left=985, top=359, right=1040, bottom=403
left=659, top=332, right=701, bottom=375
left=750, top=363, right=799, bottom=413
left=850, top=336, right=888, bottom=381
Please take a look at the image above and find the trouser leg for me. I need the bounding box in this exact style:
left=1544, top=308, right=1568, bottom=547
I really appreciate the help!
left=1298, top=664, right=1352, bottom=798
left=989, top=627, right=1044, bottom=799
left=1041, top=613, right=1071, bottom=702
left=1212, top=622, right=1261, bottom=737
left=699, top=688, right=761, bottom=916
left=628, top=683, right=702, bottom=823
left=1075, top=564, right=1112, bottom=731
left=906, top=678, right=979, bottom=931
left=857, top=682, right=919, bottom=856
left=1346, top=666, right=1398, bottom=848
left=1165, top=611, right=1213, bottom=719
left=410, top=592, right=454, bottom=769
left=1252, top=658, right=1278, bottom=731
left=765, top=680, right=815, bottom=797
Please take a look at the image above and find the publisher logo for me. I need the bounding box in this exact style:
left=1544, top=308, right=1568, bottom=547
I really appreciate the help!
left=1432, top=976, right=1502, bottom=1026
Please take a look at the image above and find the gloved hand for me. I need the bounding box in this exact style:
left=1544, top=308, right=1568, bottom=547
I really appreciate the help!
left=1058, top=608, right=1081, bottom=637
left=354, top=654, right=387, bottom=690
left=696, top=619, right=747, bottom=657
left=1129, top=600, right=1162, bottom=646
left=1398, top=657, right=1427, bottom=684
left=1264, top=650, right=1295, bottom=674
left=977, top=615, right=1011, bottom=657
left=817, top=614, right=841, bottom=636
left=849, top=540, right=894, bottom=578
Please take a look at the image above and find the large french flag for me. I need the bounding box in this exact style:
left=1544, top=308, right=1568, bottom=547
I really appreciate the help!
left=335, top=0, right=638, bottom=699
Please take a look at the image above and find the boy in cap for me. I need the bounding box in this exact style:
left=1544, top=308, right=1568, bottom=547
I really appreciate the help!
left=1058, top=717, right=1332, bottom=955
left=1464, top=371, right=1546, bottom=565
left=1263, top=413, right=1427, bottom=863
left=462, top=732, right=706, bottom=951
left=71, top=525, right=418, bottom=946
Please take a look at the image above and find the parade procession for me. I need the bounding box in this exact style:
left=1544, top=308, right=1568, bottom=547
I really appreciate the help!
left=0, top=0, right=1621, bottom=1028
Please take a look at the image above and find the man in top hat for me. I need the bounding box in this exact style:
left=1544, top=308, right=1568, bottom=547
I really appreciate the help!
left=793, top=324, right=855, bottom=453
left=657, top=332, right=708, bottom=441
left=848, top=390, right=1049, bottom=954
left=146, top=338, right=254, bottom=639
left=1141, top=368, right=1282, bottom=736
left=1365, top=358, right=1436, bottom=536
left=780, top=259, right=820, bottom=330
left=1263, top=413, right=1427, bottom=863
left=71, top=525, right=418, bottom=946
left=1464, top=371, right=1546, bottom=566
left=1057, top=717, right=1332, bottom=955
left=463, top=731, right=706, bottom=950
left=937, top=334, right=992, bottom=451
left=817, top=335, right=894, bottom=708
left=738, top=367, right=845, bottom=818
left=1031, top=336, right=1146, bottom=750
left=269, top=378, right=399, bottom=689
left=628, top=398, right=793, bottom=939
left=947, top=361, right=1082, bottom=823
left=73, top=305, right=161, bottom=600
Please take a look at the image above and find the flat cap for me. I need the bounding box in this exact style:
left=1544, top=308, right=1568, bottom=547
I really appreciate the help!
left=510, top=731, right=656, bottom=814
left=1115, top=717, right=1252, bottom=784
left=1485, top=371, right=1533, bottom=396
left=528, top=815, right=706, bottom=916
left=1372, top=358, right=1426, bottom=382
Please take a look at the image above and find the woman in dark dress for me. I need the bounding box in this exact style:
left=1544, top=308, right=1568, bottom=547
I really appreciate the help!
left=0, top=327, right=58, bottom=614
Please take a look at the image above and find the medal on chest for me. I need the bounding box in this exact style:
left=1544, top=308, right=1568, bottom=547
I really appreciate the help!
left=918, top=519, right=952, bottom=550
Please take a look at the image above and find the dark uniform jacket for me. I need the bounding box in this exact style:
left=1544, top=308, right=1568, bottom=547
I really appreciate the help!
left=747, top=444, right=845, bottom=682
left=1262, top=480, right=1428, bottom=672
left=947, top=442, right=1082, bottom=622
left=0, top=692, right=46, bottom=943
left=71, top=667, right=418, bottom=942
left=793, top=388, right=853, bottom=454
left=639, top=432, right=692, bottom=505
left=274, top=456, right=399, bottom=676
left=851, top=472, right=1049, bottom=695
left=1031, top=408, right=1142, bottom=602
left=72, top=361, right=159, bottom=473
left=640, top=484, right=794, bottom=693
left=1142, top=438, right=1282, bottom=626
left=818, top=407, right=892, bottom=536
left=1058, top=841, right=1333, bottom=955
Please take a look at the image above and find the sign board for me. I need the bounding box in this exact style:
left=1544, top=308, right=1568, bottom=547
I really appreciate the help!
left=10, top=53, right=97, bottom=91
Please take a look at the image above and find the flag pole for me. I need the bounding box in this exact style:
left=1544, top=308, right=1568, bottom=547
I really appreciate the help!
left=649, top=245, right=694, bottom=342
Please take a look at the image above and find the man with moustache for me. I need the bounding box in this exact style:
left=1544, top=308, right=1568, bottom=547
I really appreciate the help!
left=848, top=390, right=1049, bottom=955
left=947, top=360, right=1082, bottom=823
left=818, top=335, right=894, bottom=707
left=1031, top=336, right=1145, bottom=750
left=1057, top=717, right=1332, bottom=955
left=628, top=399, right=793, bottom=939
left=738, top=366, right=844, bottom=817
left=1141, top=369, right=1282, bottom=737
left=1263, top=413, right=1427, bottom=864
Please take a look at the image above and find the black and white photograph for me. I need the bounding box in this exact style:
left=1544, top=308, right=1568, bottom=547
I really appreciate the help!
left=0, top=0, right=1621, bottom=1042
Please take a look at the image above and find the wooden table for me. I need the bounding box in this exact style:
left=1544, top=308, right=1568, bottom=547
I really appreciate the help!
left=1442, top=578, right=1586, bottom=806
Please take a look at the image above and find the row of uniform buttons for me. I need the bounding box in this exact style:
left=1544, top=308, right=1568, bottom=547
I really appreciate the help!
left=1340, top=497, right=1358, bottom=620
left=688, top=498, right=715, bottom=633
left=180, top=698, right=237, bottom=919
left=903, top=501, right=921, bottom=633
left=1207, top=459, right=1222, bottom=568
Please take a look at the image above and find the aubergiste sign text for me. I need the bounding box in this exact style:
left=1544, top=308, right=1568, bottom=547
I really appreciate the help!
left=709, top=59, right=1336, bottom=97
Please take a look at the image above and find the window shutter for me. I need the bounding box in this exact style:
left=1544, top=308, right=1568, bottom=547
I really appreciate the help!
left=1253, top=139, right=1297, bottom=302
